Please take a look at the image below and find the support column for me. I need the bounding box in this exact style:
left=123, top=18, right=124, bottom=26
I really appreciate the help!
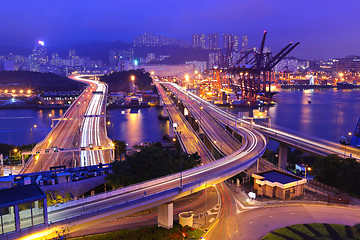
left=169, top=121, right=175, bottom=137
left=14, top=205, right=20, bottom=231
left=278, top=143, right=288, bottom=169
left=158, top=202, right=173, bottom=229
left=43, top=199, right=48, bottom=226
left=22, top=155, right=25, bottom=167
left=162, top=108, right=168, bottom=117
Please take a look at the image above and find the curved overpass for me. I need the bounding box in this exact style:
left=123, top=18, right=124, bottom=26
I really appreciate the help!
left=22, top=80, right=267, bottom=239
left=165, top=82, right=360, bottom=161
left=21, top=75, right=113, bottom=174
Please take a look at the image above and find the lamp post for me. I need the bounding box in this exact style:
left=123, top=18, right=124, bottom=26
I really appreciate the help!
left=173, top=123, right=183, bottom=189
left=304, top=166, right=311, bottom=179
left=205, top=182, right=207, bottom=225
left=179, top=131, right=183, bottom=189
left=200, top=105, right=203, bottom=131
left=345, top=132, right=352, bottom=158
left=30, top=125, right=37, bottom=147
left=47, top=113, right=53, bottom=130
left=131, top=75, right=135, bottom=93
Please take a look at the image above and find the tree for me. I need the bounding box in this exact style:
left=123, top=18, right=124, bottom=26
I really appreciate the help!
left=313, top=154, right=360, bottom=196
left=100, top=69, right=153, bottom=92
left=106, top=143, right=201, bottom=189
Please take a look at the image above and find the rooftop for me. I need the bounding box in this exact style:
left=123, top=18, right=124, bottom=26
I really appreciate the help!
left=259, top=170, right=302, bottom=184
left=0, top=184, right=46, bottom=208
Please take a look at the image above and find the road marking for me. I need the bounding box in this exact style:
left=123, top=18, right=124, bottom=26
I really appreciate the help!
left=290, top=212, right=296, bottom=215
left=269, top=215, right=273, bottom=218
left=249, top=221, right=253, bottom=224
left=202, top=219, right=219, bottom=239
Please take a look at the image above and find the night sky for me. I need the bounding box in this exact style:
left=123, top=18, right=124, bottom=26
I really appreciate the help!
left=1, top=0, right=359, bottom=59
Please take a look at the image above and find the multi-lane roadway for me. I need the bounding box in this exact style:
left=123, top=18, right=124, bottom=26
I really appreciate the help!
left=165, top=82, right=360, bottom=161
left=21, top=75, right=112, bottom=173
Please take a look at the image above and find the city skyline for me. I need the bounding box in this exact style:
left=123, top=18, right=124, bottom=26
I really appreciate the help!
left=1, top=0, right=360, bottom=59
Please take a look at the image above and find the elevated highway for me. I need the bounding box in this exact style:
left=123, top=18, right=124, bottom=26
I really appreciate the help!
left=21, top=75, right=113, bottom=174
left=256, top=124, right=360, bottom=159
left=20, top=81, right=267, bottom=239
left=165, top=82, right=360, bottom=161
left=16, top=80, right=360, bottom=240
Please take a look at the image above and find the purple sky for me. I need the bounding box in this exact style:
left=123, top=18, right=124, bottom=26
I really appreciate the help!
left=1, top=0, right=359, bottom=59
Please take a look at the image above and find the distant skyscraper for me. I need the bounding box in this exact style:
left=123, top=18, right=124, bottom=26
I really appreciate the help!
left=29, top=41, right=48, bottom=72
left=233, top=35, right=240, bottom=52
left=134, top=33, right=189, bottom=48
left=69, top=49, right=76, bottom=58
left=192, top=34, right=207, bottom=49
left=109, top=48, right=134, bottom=70
left=223, top=34, right=232, bottom=50
left=208, top=33, right=219, bottom=50
left=222, top=34, right=240, bottom=52
left=241, top=35, right=248, bottom=51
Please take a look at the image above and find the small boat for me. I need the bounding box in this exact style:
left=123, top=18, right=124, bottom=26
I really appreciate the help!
left=308, top=99, right=312, bottom=104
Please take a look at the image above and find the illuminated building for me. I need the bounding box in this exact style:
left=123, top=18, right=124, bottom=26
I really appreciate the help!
left=241, top=35, right=248, bottom=51
left=334, top=56, right=360, bottom=72
left=133, top=33, right=189, bottom=48
left=223, top=34, right=240, bottom=52
left=185, top=60, right=207, bottom=73
left=208, top=51, right=221, bottom=68
left=207, top=33, right=219, bottom=50
left=109, top=48, right=134, bottom=70
left=192, top=33, right=207, bottom=49
left=29, top=41, right=48, bottom=72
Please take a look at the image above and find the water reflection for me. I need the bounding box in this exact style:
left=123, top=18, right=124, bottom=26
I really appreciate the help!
left=0, top=89, right=359, bottom=147
left=227, top=89, right=360, bottom=143
left=107, top=108, right=168, bottom=148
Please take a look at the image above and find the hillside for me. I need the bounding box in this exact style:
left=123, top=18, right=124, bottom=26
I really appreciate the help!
left=100, top=69, right=153, bottom=92
left=0, top=71, right=86, bottom=91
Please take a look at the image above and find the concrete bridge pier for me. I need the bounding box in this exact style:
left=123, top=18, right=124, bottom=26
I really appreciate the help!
left=162, top=108, right=168, bottom=117
left=169, top=120, right=175, bottom=137
left=278, top=143, right=288, bottom=169
left=158, top=202, right=173, bottom=229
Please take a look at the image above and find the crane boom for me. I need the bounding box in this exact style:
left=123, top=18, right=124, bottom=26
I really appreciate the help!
left=269, top=42, right=300, bottom=69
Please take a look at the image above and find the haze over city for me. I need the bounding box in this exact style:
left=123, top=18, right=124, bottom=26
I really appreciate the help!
left=1, top=0, right=360, bottom=59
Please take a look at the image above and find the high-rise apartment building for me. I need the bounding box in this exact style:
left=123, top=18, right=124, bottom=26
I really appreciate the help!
left=134, top=33, right=189, bottom=48
left=69, top=49, right=76, bottom=58
left=109, top=49, right=134, bottom=70
left=29, top=41, right=48, bottom=72
left=208, top=33, right=219, bottom=50
left=241, top=35, right=248, bottom=51
left=192, top=34, right=207, bottom=49
left=208, top=51, right=221, bottom=68
left=223, top=34, right=240, bottom=52
left=233, top=35, right=240, bottom=52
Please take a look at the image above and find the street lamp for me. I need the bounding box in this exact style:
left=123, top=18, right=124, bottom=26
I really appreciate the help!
left=9, top=148, right=18, bottom=168
left=304, top=166, right=311, bottom=179
left=30, top=125, right=37, bottom=147
left=131, top=75, right=135, bottom=93
left=47, top=113, right=53, bottom=129
left=200, top=105, right=203, bottom=131
left=179, top=131, right=183, bottom=189
left=173, top=123, right=183, bottom=190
